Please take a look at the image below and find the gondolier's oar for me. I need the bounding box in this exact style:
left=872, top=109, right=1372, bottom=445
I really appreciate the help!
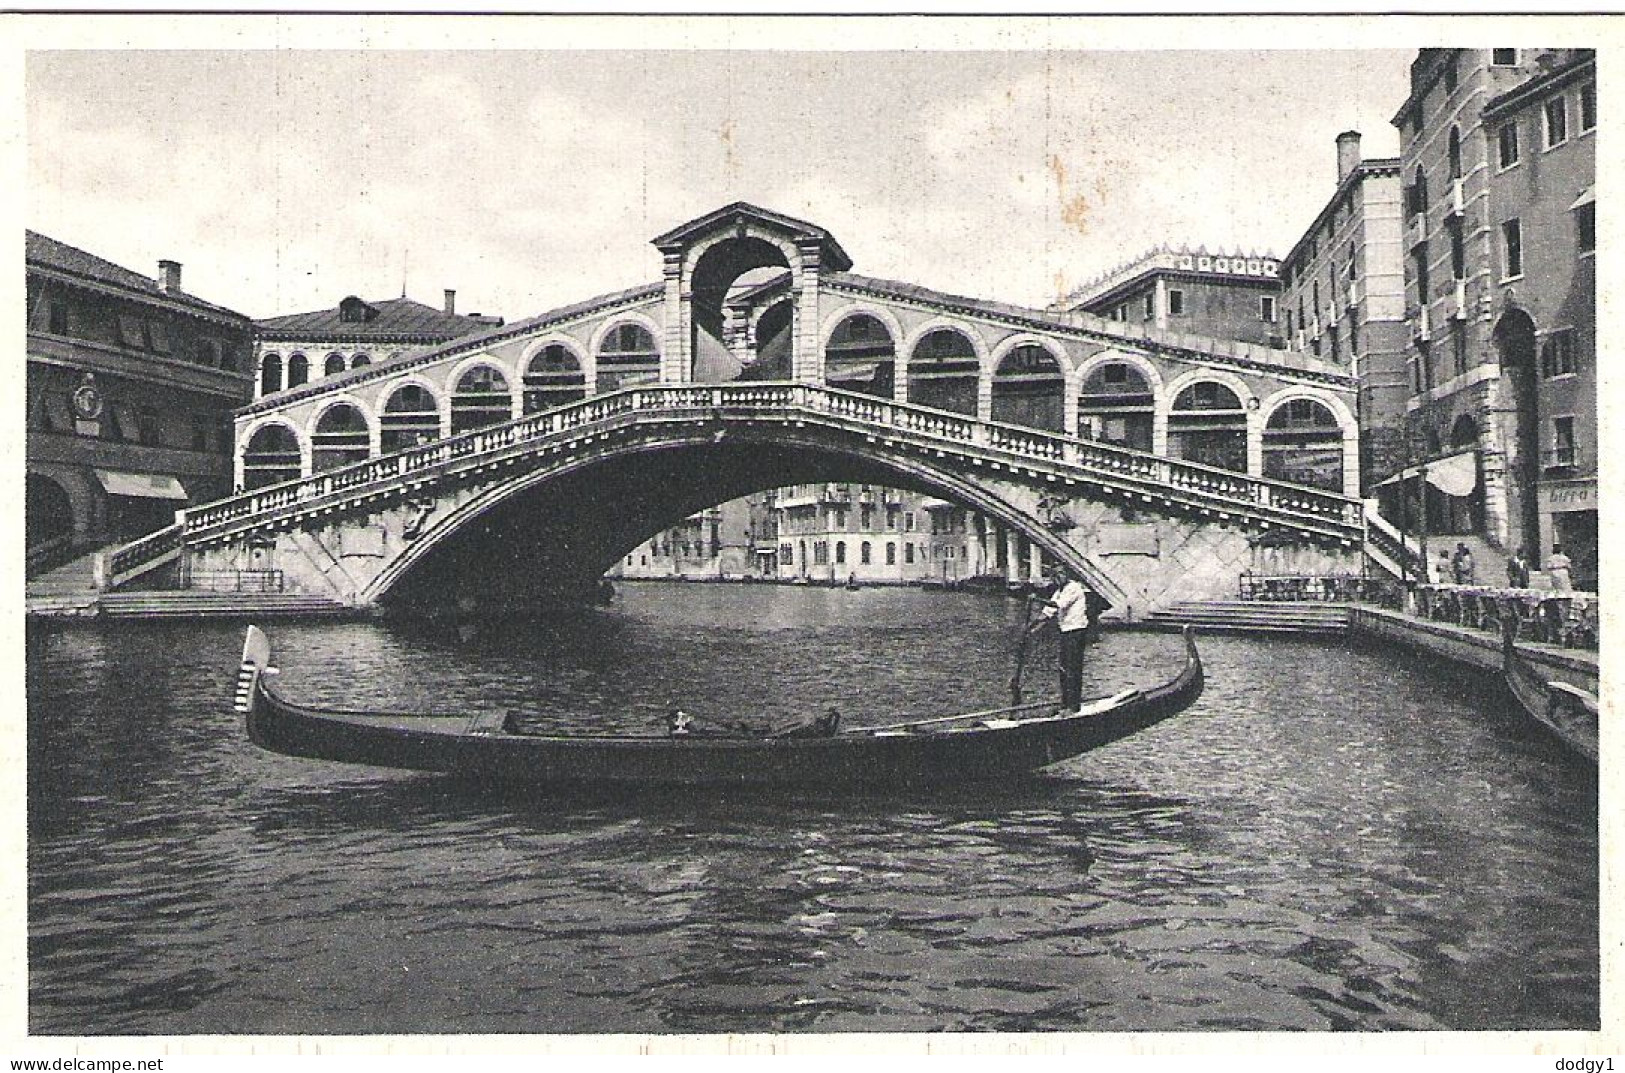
left=1010, top=594, right=1038, bottom=706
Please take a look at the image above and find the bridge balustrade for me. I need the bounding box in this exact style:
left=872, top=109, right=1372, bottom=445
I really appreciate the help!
left=159, top=384, right=1364, bottom=581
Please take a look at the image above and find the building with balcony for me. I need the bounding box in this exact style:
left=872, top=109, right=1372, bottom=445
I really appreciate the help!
left=1389, top=48, right=1595, bottom=585
left=1055, top=246, right=1284, bottom=348
left=1277, top=132, right=1408, bottom=496
left=26, top=231, right=255, bottom=564
left=253, top=289, right=504, bottom=400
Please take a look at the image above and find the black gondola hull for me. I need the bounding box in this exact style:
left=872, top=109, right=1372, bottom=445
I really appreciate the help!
left=237, top=626, right=1204, bottom=787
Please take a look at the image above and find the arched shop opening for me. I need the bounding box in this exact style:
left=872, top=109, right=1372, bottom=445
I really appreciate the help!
left=824, top=313, right=896, bottom=399
left=311, top=404, right=371, bottom=473
left=242, top=424, right=302, bottom=489
left=1262, top=398, right=1344, bottom=492
left=907, top=329, right=980, bottom=416
left=990, top=343, right=1065, bottom=432
left=1077, top=361, right=1154, bottom=451
left=1168, top=381, right=1248, bottom=474
left=380, top=385, right=441, bottom=453
left=523, top=344, right=588, bottom=414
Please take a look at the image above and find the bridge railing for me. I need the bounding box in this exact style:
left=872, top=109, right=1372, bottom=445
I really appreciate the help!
left=175, top=382, right=1361, bottom=551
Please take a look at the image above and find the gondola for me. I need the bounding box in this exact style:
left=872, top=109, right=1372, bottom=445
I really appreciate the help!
left=1501, top=619, right=1598, bottom=764
left=235, top=624, right=1204, bottom=788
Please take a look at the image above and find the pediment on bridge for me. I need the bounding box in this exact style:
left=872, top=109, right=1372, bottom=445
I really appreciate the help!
left=651, top=202, right=854, bottom=272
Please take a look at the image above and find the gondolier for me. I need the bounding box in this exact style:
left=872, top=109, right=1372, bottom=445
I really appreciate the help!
left=1031, top=564, right=1099, bottom=713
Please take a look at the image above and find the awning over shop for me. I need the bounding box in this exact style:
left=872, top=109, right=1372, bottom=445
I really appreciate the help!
left=1569, top=185, right=1594, bottom=210
left=1371, top=451, right=1478, bottom=496
left=95, top=469, right=188, bottom=501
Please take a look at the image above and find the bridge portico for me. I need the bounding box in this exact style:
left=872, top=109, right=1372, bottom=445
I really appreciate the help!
left=112, top=203, right=1367, bottom=616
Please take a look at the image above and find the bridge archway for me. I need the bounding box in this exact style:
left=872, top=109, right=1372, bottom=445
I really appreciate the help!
left=1162, top=370, right=1257, bottom=476
left=903, top=323, right=985, bottom=417
left=240, top=420, right=303, bottom=489
left=309, top=399, right=373, bottom=473
left=380, top=380, right=442, bottom=454
left=27, top=472, right=75, bottom=551
left=688, top=235, right=794, bottom=384
left=364, top=431, right=1128, bottom=610
left=1076, top=351, right=1161, bottom=452
left=990, top=337, right=1066, bottom=432
left=820, top=304, right=903, bottom=399
left=521, top=339, right=588, bottom=414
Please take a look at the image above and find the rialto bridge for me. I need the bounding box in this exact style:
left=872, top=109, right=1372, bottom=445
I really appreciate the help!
left=106, top=203, right=1375, bottom=619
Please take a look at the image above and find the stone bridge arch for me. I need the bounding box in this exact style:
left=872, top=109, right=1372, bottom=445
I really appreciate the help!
left=360, top=428, right=1132, bottom=611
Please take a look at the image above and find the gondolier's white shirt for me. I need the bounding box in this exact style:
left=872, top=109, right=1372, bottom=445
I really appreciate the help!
left=1042, top=580, right=1091, bottom=633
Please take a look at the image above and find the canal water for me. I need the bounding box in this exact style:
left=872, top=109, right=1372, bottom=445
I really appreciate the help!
left=27, top=584, right=1597, bottom=1034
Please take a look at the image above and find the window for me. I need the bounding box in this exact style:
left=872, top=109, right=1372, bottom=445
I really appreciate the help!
left=904, top=543, right=915, bottom=564
left=1498, top=123, right=1520, bottom=168
left=1580, top=82, right=1596, bottom=132
left=1448, top=127, right=1462, bottom=180
left=860, top=505, right=873, bottom=530
left=1544, top=96, right=1568, bottom=148
left=1349, top=316, right=1359, bottom=355
left=1311, top=336, right=1323, bottom=358
left=1449, top=220, right=1466, bottom=280
left=1492, top=49, right=1518, bottom=66
left=1443, top=55, right=1458, bottom=93
left=48, top=301, right=67, bottom=335
left=1142, top=292, right=1155, bottom=319
left=1577, top=202, right=1595, bottom=254
left=886, top=542, right=896, bottom=566
left=835, top=541, right=846, bottom=565
left=1329, top=325, right=1340, bottom=363
left=1285, top=309, right=1294, bottom=334
left=1552, top=417, right=1577, bottom=467
left=1452, top=321, right=1468, bottom=378
left=1260, top=295, right=1276, bottom=323
left=1312, top=279, right=1320, bottom=312
left=1408, top=168, right=1428, bottom=217
left=1413, top=246, right=1430, bottom=308
left=905, top=512, right=916, bottom=531
left=191, top=415, right=209, bottom=452
left=1502, top=219, right=1523, bottom=279
left=137, top=406, right=160, bottom=446
left=860, top=541, right=872, bottom=565
left=886, top=507, right=898, bottom=530
left=1168, top=289, right=1185, bottom=315
left=1540, top=330, right=1576, bottom=378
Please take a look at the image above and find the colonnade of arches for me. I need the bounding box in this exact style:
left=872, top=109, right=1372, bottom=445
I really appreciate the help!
left=257, top=349, right=398, bottom=398
left=239, top=309, right=1354, bottom=496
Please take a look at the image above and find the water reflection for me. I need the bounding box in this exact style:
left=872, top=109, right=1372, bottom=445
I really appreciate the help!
left=26, top=585, right=1597, bottom=1034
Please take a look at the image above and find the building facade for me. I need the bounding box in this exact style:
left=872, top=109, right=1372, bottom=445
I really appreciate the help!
left=1480, top=50, right=1596, bottom=589
left=253, top=290, right=503, bottom=400
left=1390, top=48, right=1596, bottom=586
left=1057, top=246, right=1284, bottom=348
left=1277, top=132, right=1409, bottom=497
left=26, top=231, right=254, bottom=559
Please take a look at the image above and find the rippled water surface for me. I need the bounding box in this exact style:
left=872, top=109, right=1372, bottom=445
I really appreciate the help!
left=27, top=584, right=1597, bottom=1034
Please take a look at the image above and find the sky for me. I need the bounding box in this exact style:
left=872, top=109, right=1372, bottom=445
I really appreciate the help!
left=26, top=45, right=1415, bottom=322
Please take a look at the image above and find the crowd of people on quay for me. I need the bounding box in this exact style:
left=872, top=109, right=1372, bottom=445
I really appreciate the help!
left=1235, top=541, right=1597, bottom=652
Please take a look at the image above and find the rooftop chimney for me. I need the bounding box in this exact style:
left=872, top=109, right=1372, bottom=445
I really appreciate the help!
left=158, top=259, right=183, bottom=294
left=1335, top=131, right=1363, bottom=183
left=443, top=288, right=456, bottom=316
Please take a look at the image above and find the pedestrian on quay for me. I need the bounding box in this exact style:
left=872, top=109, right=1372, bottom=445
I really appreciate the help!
left=1547, top=544, right=1574, bottom=592
left=1031, top=564, right=1093, bottom=713
left=1507, top=547, right=1531, bottom=590
left=1453, top=543, right=1475, bottom=585
left=1432, top=548, right=1452, bottom=585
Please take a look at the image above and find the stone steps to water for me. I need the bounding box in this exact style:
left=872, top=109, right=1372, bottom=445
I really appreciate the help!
left=1142, top=601, right=1351, bottom=634
left=97, top=592, right=353, bottom=619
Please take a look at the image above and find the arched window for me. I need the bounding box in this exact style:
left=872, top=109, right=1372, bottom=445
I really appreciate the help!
left=1449, top=413, right=1479, bottom=449
left=860, top=540, right=872, bottom=565
left=311, top=403, right=370, bottom=472
left=242, top=424, right=302, bottom=489
left=1263, top=398, right=1343, bottom=491
left=286, top=353, right=310, bottom=389
left=1169, top=381, right=1248, bottom=474
left=1409, top=166, right=1429, bottom=217
left=324, top=352, right=346, bottom=376
left=380, top=384, right=441, bottom=453
left=991, top=343, right=1065, bottom=432
left=1448, top=127, right=1462, bottom=181
left=258, top=353, right=283, bottom=398
left=350, top=353, right=371, bottom=369
left=1078, top=361, right=1154, bottom=451
left=825, top=313, right=896, bottom=398
left=835, top=540, right=847, bottom=565
left=886, top=542, right=896, bottom=566
left=450, top=366, right=511, bottom=434
left=907, top=328, right=979, bottom=416
left=596, top=323, right=660, bottom=394
left=523, top=344, right=587, bottom=414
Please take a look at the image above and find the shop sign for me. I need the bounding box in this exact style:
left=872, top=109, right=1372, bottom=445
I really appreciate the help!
left=1538, top=481, right=1596, bottom=513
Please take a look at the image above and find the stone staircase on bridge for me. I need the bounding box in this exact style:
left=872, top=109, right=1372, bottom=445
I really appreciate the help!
left=95, top=591, right=353, bottom=620
left=1141, top=600, right=1351, bottom=635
